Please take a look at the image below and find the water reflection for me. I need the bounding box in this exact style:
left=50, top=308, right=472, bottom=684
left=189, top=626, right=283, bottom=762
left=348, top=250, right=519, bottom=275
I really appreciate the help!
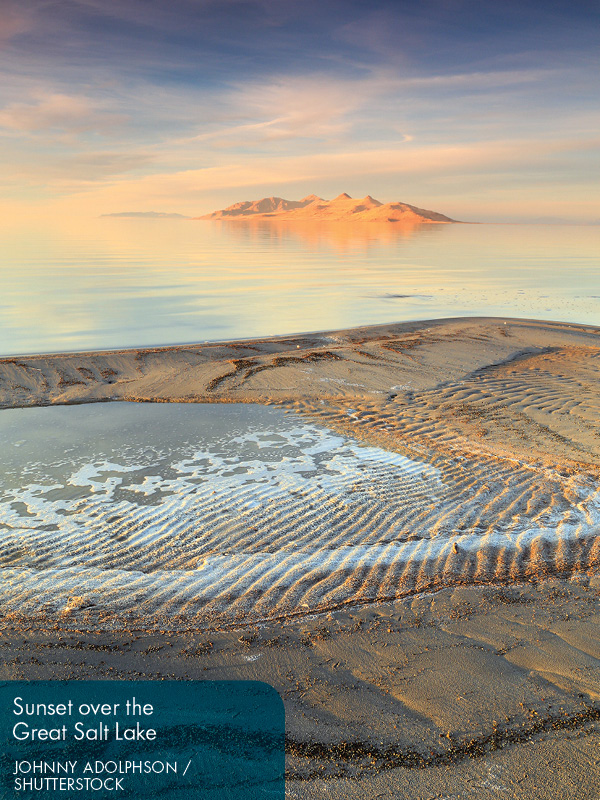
left=213, top=218, right=446, bottom=252
left=0, top=216, right=598, bottom=355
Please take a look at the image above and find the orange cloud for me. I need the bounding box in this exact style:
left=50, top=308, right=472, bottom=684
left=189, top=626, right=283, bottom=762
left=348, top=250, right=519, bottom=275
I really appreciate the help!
left=32, top=134, right=598, bottom=220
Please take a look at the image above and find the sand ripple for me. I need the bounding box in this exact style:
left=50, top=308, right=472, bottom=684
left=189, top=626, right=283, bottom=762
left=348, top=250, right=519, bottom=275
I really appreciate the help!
left=1, top=401, right=599, bottom=626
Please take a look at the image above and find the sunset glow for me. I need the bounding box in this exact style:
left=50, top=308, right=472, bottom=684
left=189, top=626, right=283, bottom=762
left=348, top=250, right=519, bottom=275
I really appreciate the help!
left=1, top=0, right=598, bottom=224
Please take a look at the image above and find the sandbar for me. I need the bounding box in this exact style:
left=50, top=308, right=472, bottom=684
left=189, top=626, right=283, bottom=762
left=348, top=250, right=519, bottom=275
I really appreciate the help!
left=1, top=316, right=600, bottom=798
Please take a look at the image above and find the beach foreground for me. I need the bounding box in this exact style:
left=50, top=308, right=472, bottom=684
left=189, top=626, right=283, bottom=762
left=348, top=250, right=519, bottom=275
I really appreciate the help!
left=3, top=576, right=600, bottom=798
left=1, top=316, right=600, bottom=798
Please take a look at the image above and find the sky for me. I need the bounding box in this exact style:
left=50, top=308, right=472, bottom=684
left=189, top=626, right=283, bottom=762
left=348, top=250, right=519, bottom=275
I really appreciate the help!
left=1, top=0, right=599, bottom=222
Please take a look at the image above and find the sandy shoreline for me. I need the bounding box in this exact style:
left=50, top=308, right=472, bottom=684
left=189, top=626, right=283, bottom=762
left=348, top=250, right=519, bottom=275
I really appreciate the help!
left=3, top=576, right=600, bottom=797
left=2, top=315, right=600, bottom=798
left=2, top=315, right=599, bottom=463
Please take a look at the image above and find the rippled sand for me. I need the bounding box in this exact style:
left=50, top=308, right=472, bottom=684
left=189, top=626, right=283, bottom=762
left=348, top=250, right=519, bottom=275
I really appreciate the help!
left=0, top=403, right=445, bottom=622
left=1, top=316, right=599, bottom=628
left=1, top=397, right=599, bottom=628
left=2, top=316, right=600, bottom=799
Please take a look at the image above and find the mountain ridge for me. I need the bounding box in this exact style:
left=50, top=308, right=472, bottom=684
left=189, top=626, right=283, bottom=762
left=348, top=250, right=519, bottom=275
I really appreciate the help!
left=197, top=194, right=457, bottom=223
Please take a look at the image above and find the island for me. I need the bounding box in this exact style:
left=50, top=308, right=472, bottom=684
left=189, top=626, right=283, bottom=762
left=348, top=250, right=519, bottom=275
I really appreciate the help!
left=196, top=193, right=458, bottom=223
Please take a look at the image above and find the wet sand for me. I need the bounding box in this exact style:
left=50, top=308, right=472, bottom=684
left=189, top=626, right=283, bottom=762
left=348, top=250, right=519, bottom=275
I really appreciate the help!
left=2, top=315, right=599, bottom=468
left=3, top=576, right=600, bottom=798
left=1, top=316, right=600, bottom=798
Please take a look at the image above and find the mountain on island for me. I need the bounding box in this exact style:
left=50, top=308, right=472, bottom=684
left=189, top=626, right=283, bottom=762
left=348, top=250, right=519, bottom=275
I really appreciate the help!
left=197, top=193, right=457, bottom=223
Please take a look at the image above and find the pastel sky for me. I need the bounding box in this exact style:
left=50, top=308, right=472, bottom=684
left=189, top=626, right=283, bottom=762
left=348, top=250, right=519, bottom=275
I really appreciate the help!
left=1, top=0, right=599, bottom=222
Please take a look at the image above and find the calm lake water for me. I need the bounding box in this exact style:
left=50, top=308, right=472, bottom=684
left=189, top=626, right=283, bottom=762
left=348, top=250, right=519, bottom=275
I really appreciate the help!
left=2, top=218, right=598, bottom=355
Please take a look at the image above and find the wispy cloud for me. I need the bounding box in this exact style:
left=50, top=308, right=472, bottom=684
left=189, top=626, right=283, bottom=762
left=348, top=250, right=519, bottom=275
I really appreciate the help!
left=37, top=134, right=596, bottom=209
left=172, top=68, right=536, bottom=155
left=0, top=92, right=126, bottom=135
left=180, top=75, right=373, bottom=145
left=0, top=0, right=597, bottom=219
left=58, top=150, right=155, bottom=179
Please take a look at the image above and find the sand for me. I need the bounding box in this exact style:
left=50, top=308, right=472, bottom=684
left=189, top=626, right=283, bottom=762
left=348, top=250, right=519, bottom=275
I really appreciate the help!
left=1, top=315, right=600, bottom=798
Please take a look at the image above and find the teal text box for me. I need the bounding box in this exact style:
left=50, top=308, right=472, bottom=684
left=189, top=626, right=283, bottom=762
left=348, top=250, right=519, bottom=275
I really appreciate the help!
left=0, top=681, right=284, bottom=799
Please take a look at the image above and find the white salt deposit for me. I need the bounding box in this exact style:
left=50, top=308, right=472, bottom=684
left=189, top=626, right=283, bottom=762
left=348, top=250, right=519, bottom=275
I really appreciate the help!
left=0, top=402, right=598, bottom=623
